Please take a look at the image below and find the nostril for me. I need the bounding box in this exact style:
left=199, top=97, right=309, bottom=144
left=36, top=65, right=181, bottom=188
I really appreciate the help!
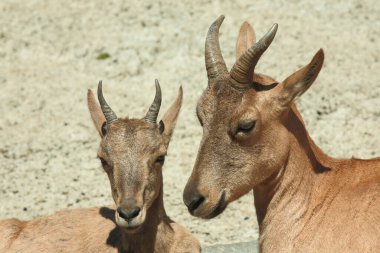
left=117, top=207, right=128, bottom=220
left=117, top=207, right=141, bottom=221
left=187, top=194, right=205, bottom=212
left=127, top=207, right=140, bottom=219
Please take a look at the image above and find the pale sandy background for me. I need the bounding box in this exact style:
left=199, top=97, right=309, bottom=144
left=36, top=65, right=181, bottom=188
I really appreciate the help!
left=0, top=0, right=379, bottom=247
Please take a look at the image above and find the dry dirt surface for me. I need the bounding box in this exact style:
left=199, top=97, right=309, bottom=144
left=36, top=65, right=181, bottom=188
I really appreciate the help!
left=0, top=0, right=379, bottom=247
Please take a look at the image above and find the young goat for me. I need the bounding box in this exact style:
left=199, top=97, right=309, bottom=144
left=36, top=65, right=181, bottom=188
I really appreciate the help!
left=0, top=80, right=200, bottom=253
left=183, top=15, right=380, bottom=252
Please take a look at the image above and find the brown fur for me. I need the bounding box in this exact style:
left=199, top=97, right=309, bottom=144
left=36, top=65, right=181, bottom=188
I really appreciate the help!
left=0, top=206, right=200, bottom=253
left=1, top=85, right=200, bottom=253
left=183, top=19, right=380, bottom=252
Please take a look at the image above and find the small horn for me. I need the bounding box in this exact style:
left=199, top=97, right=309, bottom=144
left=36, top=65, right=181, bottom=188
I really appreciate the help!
left=144, top=79, right=162, bottom=124
left=205, top=15, right=228, bottom=81
left=97, top=81, right=118, bottom=124
left=230, top=24, right=278, bottom=88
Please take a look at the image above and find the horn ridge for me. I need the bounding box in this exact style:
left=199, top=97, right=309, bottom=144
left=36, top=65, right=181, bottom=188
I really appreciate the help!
left=144, top=79, right=162, bottom=124
left=205, top=15, right=228, bottom=81
left=230, top=23, right=278, bottom=88
left=97, top=80, right=118, bottom=124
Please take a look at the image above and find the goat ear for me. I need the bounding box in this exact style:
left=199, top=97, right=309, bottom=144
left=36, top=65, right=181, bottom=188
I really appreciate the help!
left=87, top=89, right=106, bottom=137
left=280, top=49, right=324, bottom=106
left=236, top=21, right=256, bottom=60
left=160, top=86, right=183, bottom=147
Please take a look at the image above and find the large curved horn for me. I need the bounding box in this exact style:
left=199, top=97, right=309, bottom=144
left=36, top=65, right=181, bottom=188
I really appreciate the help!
left=230, top=24, right=278, bottom=88
left=205, top=15, right=228, bottom=81
left=97, top=80, right=118, bottom=124
left=144, top=79, right=162, bottom=124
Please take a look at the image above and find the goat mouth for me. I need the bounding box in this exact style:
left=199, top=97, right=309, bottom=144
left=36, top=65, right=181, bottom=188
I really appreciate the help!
left=118, top=220, right=144, bottom=233
left=204, top=191, right=227, bottom=219
left=122, top=223, right=142, bottom=233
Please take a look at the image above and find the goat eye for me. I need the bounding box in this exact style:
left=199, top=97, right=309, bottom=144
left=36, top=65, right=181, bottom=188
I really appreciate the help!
left=237, top=119, right=256, bottom=134
left=99, top=157, right=108, bottom=166
left=196, top=112, right=204, bottom=127
left=101, top=122, right=107, bottom=136
left=155, top=155, right=165, bottom=165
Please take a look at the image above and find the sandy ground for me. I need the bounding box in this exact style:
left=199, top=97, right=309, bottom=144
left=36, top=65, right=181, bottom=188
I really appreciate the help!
left=0, top=0, right=379, bottom=247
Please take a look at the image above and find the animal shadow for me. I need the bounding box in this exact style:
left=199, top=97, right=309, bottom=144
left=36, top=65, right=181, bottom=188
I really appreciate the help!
left=99, top=207, right=125, bottom=253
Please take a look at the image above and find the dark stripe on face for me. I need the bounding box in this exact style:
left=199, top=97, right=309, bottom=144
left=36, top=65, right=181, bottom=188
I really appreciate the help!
left=252, top=82, right=278, bottom=91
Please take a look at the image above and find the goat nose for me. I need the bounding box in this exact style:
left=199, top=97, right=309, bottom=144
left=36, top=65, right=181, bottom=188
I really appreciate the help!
left=117, top=206, right=141, bottom=221
left=185, top=193, right=205, bottom=213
